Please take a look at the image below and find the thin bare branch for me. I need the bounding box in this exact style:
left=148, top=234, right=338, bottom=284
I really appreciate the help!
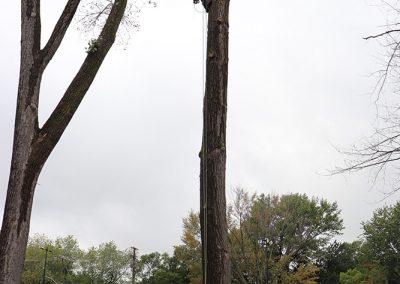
left=364, top=29, right=400, bottom=40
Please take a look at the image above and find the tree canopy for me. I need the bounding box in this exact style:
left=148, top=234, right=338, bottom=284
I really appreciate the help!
left=172, top=189, right=344, bottom=284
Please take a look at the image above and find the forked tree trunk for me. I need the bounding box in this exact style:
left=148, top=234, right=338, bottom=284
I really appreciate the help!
left=0, top=2, right=44, bottom=281
left=0, top=0, right=127, bottom=282
left=199, top=0, right=231, bottom=283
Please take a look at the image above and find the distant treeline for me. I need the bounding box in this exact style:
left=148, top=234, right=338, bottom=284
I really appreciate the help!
left=23, top=189, right=400, bottom=283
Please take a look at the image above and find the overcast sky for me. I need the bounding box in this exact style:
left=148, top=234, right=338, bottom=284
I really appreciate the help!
left=1, top=0, right=399, bottom=255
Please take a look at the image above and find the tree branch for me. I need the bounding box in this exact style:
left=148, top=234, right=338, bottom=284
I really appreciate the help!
left=364, top=29, right=400, bottom=40
left=40, top=0, right=81, bottom=69
left=34, top=0, right=128, bottom=163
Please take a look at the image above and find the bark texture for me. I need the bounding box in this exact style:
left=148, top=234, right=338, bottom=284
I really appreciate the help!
left=0, top=0, right=127, bottom=283
left=199, top=0, right=231, bottom=283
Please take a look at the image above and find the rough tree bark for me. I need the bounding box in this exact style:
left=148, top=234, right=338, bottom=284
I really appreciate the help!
left=0, top=0, right=127, bottom=282
left=199, top=0, right=231, bottom=283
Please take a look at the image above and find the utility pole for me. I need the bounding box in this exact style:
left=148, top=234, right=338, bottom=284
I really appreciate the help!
left=195, top=0, right=231, bottom=283
left=265, top=248, right=269, bottom=284
left=58, top=254, right=72, bottom=283
left=260, top=238, right=270, bottom=284
left=40, top=247, right=52, bottom=284
left=131, top=246, right=138, bottom=284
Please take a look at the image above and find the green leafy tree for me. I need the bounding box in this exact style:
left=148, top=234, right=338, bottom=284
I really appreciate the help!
left=340, top=268, right=367, bottom=284
left=361, top=202, right=400, bottom=282
left=137, top=252, right=162, bottom=283
left=79, top=241, right=131, bottom=284
left=275, top=259, right=319, bottom=284
left=339, top=265, right=386, bottom=284
left=22, top=234, right=82, bottom=284
left=22, top=234, right=51, bottom=284
left=137, top=252, right=189, bottom=284
left=338, top=202, right=400, bottom=284
left=173, top=211, right=202, bottom=284
left=230, top=191, right=344, bottom=283
left=152, top=256, right=189, bottom=284
left=317, top=241, right=360, bottom=283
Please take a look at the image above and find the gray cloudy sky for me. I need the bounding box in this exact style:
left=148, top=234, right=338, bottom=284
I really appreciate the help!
left=1, top=0, right=399, bottom=254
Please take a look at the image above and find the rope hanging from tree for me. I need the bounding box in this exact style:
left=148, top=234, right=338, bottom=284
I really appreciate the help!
left=194, top=2, right=209, bottom=282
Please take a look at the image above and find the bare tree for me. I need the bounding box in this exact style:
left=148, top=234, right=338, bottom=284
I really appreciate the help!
left=197, top=0, right=231, bottom=282
left=0, top=1, right=130, bottom=282
left=336, top=1, right=400, bottom=195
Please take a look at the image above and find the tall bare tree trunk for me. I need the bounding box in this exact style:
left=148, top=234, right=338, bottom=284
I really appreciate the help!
left=0, top=1, right=127, bottom=282
left=199, top=0, right=231, bottom=283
